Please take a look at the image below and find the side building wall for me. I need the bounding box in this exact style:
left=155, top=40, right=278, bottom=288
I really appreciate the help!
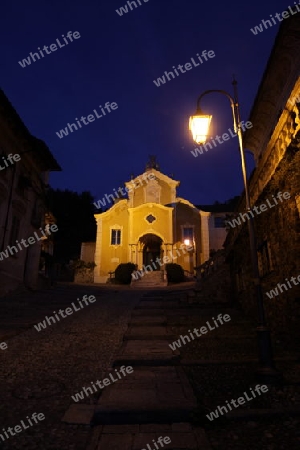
left=226, top=149, right=300, bottom=343
left=225, top=16, right=300, bottom=346
left=0, top=90, right=61, bottom=295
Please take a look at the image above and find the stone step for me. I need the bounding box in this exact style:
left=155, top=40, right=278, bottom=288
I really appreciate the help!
left=139, top=271, right=164, bottom=277
left=140, top=296, right=180, bottom=302
left=143, top=291, right=173, bottom=297
left=132, top=309, right=165, bottom=316
left=135, top=301, right=178, bottom=309
left=86, top=424, right=212, bottom=450
left=131, top=271, right=167, bottom=288
left=93, top=367, right=197, bottom=425
left=129, top=316, right=167, bottom=326
left=133, top=283, right=168, bottom=287
left=113, top=340, right=180, bottom=366
left=131, top=284, right=168, bottom=289
left=123, top=326, right=175, bottom=340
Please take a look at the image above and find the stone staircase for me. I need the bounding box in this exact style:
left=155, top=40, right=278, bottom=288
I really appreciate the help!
left=62, top=290, right=212, bottom=449
left=131, top=270, right=167, bottom=288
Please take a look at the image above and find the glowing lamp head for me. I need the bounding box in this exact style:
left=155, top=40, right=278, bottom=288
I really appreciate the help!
left=189, top=112, right=212, bottom=144
left=184, top=239, right=190, bottom=246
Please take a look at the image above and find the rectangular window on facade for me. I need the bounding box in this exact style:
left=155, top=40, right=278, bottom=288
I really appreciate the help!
left=257, top=240, right=272, bottom=276
left=9, top=216, right=20, bottom=246
left=111, top=229, right=121, bottom=245
left=183, top=227, right=193, bottom=241
left=214, top=216, right=226, bottom=228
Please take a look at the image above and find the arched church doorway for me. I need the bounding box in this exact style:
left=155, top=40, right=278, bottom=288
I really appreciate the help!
left=139, top=234, right=162, bottom=269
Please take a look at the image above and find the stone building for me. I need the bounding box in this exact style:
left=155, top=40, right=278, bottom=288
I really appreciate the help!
left=87, top=159, right=230, bottom=284
left=0, top=89, right=61, bottom=295
left=197, top=197, right=240, bottom=255
left=225, top=11, right=300, bottom=343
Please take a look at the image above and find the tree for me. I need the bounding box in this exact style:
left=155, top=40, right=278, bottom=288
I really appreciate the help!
left=47, top=189, right=96, bottom=263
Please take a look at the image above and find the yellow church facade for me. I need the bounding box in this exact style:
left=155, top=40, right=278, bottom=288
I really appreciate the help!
left=93, top=165, right=211, bottom=283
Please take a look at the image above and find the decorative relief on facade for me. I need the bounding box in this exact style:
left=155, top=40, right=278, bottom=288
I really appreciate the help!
left=144, top=179, right=161, bottom=203
left=249, top=108, right=299, bottom=206
left=111, top=257, right=119, bottom=263
left=145, top=214, right=156, bottom=224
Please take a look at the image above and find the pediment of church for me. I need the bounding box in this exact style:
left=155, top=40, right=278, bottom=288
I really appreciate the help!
left=125, top=168, right=180, bottom=208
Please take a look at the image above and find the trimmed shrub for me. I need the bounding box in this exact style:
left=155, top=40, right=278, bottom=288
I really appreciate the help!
left=165, top=263, right=184, bottom=283
left=115, top=262, right=136, bottom=284
left=72, top=259, right=96, bottom=270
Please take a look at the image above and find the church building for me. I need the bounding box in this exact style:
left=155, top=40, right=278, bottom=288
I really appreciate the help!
left=92, top=159, right=217, bottom=284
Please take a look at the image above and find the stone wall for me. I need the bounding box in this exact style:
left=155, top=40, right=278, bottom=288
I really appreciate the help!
left=74, top=267, right=94, bottom=284
left=226, top=149, right=300, bottom=346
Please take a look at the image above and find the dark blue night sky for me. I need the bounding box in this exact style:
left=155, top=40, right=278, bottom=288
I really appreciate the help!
left=0, top=0, right=290, bottom=205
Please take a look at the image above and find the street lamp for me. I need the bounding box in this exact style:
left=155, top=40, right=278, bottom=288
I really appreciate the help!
left=189, top=79, right=280, bottom=382
left=189, top=113, right=212, bottom=144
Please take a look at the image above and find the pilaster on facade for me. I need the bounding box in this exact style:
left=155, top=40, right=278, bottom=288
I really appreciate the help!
left=128, top=189, right=134, bottom=207
left=171, top=187, right=176, bottom=203
left=199, top=210, right=211, bottom=263
left=94, top=215, right=104, bottom=283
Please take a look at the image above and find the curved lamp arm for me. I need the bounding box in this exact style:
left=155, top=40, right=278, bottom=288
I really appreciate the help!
left=196, top=89, right=238, bottom=134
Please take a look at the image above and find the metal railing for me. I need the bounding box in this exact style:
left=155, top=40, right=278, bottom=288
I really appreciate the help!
left=195, top=250, right=225, bottom=281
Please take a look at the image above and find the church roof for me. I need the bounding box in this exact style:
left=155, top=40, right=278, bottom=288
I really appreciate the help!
left=125, top=168, right=180, bottom=188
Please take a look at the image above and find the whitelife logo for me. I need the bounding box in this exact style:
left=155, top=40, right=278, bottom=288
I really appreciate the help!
left=206, top=385, right=269, bottom=421
left=71, top=366, right=133, bottom=402
left=141, top=436, right=171, bottom=450
left=18, top=31, right=81, bottom=68
left=116, top=0, right=150, bottom=16
left=132, top=244, right=193, bottom=281
left=0, top=341, right=8, bottom=351
left=225, top=192, right=291, bottom=229
left=169, top=313, right=231, bottom=351
left=250, top=3, right=300, bottom=35
left=0, top=224, right=58, bottom=261
left=0, top=153, right=21, bottom=171
left=0, top=412, right=45, bottom=443
left=34, top=295, right=96, bottom=332
left=266, top=274, right=300, bottom=299
left=190, top=121, right=253, bottom=157
left=153, top=50, right=215, bottom=87
left=93, top=173, right=155, bottom=210
left=55, top=101, right=118, bottom=139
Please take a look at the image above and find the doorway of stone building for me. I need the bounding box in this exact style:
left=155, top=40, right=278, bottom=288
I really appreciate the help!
left=140, top=233, right=162, bottom=269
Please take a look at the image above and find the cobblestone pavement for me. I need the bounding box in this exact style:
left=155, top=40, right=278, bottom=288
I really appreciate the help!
left=1, top=284, right=300, bottom=450
left=0, top=283, right=141, bottom=450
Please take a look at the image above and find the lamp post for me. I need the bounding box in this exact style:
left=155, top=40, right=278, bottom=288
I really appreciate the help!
left=189, top=80, right=280, bottom=381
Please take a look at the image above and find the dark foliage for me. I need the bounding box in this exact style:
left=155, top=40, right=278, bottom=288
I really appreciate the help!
left=115, top=263, right=136, bottom=284
left=47, top=188, right=96, bottom=263
left=165, top=263, right=185, bottom=283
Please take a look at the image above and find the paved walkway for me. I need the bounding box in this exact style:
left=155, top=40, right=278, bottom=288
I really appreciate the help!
left=63, top=289, right=212, bottom=450
left=1, top=283, right=299, bottom=449
left=0, top=284, right=140, bottom=450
